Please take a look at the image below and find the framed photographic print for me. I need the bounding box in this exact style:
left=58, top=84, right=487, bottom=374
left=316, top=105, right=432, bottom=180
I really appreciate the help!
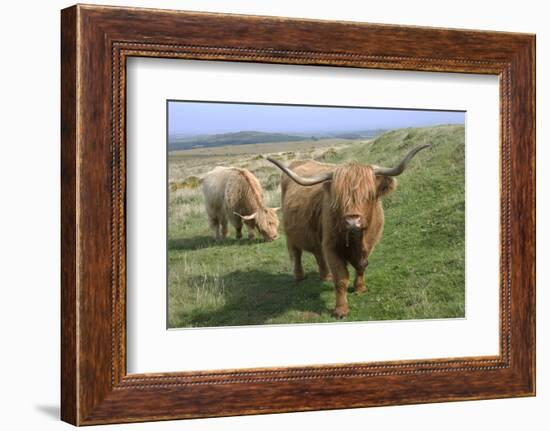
left=61, top=4, right=535, bottom=425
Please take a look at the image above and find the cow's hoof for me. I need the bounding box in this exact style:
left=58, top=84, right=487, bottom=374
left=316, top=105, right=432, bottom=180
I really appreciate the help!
left=354, top=287, right=368, bottom=294
left=294, top=274, right=307, bottom=283
left=333, top=307, right=349, bottom=319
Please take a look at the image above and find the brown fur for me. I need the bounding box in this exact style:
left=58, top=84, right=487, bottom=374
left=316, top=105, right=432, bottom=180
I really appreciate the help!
left=280, top=159, right=397, bottom=318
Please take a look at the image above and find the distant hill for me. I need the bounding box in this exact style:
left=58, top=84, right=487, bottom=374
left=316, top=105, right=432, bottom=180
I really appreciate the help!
left=329, top=129, right=386, bottom=140
left=168, top=129, right=387, bottom=151
left=169, top=131, right=312, bottom=151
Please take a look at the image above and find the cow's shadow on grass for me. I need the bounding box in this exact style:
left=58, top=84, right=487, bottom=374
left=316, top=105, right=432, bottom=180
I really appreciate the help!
left=173, top=269, right=334, bottom=327
left=169, top=235, right=267, bottom=251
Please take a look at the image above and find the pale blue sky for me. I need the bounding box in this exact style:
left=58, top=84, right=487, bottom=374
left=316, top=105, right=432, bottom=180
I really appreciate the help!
left=168, top=101, right=465, bottom=136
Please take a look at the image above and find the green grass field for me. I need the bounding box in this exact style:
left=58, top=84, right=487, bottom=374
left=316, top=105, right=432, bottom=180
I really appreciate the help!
left=167, top=125, right=465, bottom=328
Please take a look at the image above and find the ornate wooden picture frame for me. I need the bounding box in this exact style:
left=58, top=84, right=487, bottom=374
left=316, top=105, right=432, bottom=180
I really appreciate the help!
left=61, top=4, right=535, bottom=425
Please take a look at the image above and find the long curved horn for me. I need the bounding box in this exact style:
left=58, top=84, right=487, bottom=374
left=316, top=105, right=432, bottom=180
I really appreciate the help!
left=234, top=211, right=257, bottom=220
left=373, top=144, right=431, bottom=176
left=266, top=157, right=333, bottom=186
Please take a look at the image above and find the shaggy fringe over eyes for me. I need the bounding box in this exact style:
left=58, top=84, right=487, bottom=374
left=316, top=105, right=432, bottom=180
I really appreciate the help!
left=330, top=163, right=377, bottom=214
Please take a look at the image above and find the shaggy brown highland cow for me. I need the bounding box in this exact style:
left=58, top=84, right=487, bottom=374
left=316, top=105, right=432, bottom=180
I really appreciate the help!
left=202, top=166, right=280, bottom=241
left=267, top=145, right=430, bottom=318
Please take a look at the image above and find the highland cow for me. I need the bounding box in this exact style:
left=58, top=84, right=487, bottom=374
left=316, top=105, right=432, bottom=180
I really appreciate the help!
left=267, top=145, right=430, bottom=318
left=201, top=166, right=280, bottom=241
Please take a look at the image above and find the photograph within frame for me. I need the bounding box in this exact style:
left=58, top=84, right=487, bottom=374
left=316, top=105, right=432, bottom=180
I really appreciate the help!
left=126, top=57, right=500, bottom=373
left=167, top=100, right=466, bottom=329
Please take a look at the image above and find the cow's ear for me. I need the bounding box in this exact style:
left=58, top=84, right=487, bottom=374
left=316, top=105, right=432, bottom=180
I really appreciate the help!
left=376, top=176, right=397, bottom=197
left=234, top=211, right=257, bottom=220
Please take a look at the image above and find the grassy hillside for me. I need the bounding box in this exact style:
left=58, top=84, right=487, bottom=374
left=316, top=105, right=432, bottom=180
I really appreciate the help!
left=167, top=124, right=465, bottom=328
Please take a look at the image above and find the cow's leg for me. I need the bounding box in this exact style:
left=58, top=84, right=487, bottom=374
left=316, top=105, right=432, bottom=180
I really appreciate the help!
left=246, top=222, right=256, bottom=240
left=353, top=265, right=368, bottom=294
left=208, top=216, right=220, bottom=240
left=289, top=245, right=305, bottom=282
left=324, top=248, right=350, bottom=318
left=220, top=217, right=228, bottom=239
left=233, top=217, right=243, bottom=239
left=314, top=252, right=332, bottom=281
left=352, top=250, right=369, bottom=293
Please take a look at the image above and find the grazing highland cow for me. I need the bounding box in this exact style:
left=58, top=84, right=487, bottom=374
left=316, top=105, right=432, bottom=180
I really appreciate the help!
left=202, top=166, right=280, bottom=241
left=267, top=145, right=430, bottom=318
